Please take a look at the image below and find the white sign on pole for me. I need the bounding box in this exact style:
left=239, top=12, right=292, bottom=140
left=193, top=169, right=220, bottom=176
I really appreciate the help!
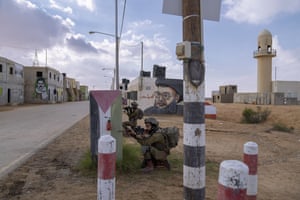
left=162, top=0, right=221, bottom=21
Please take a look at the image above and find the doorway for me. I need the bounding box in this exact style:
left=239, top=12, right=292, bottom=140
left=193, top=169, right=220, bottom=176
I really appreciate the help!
left=7, top=88, right=11, bottom=103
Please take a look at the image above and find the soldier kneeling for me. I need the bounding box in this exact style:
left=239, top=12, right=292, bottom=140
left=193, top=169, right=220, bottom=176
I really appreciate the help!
left=128, top=117, right=170, bottom=172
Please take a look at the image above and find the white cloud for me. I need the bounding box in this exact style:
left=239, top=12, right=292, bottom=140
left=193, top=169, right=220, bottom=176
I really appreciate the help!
left=76, top=0, right=95, bottom=12
left=223, top=0, right=300, bottom=24
left=16, top=0, right=37, bottom=9
left=0, top=0, right=70, bottom=49
left=49, top=0, right=73, bottom=14
left=62, top=18, right=75, bottom=28
left=116, top=20, right=173, bottom=79
left=272, top=36, right=300, bottom=81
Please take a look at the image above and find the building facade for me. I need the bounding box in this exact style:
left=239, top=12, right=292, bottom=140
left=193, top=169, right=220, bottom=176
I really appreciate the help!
left=272, top=81, right=300, bottom=104
left=212, top=85, right=237, bottom=103
left=80, top=85, right=89, bottom=100
left=0, top=56, right=24, bottom=105
left=65, top=77, right=78, bottom=101
left=24, top=66, right=64, bottom=104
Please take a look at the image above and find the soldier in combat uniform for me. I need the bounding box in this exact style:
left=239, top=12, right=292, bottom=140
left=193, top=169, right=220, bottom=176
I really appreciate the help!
left=128, top=117, right=171, bottom=172
left=122, top=102, right=143, bottom=134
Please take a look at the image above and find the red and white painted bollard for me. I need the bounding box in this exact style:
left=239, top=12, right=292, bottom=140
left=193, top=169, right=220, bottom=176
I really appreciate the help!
left=98, top=134, right=116, bottom=200
left=217, top=160, right=249, bottom=200
left=243, top=142, right=258, bottom=200
left=205, top=101, right=217, bottom=119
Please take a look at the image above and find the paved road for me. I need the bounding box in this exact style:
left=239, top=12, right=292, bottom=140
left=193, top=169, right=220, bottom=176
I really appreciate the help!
left=0, top=101, right=89, bottom=179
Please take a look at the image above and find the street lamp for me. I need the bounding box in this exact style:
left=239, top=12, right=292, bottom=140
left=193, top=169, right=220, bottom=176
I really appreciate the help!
left=89, top=31, right=120, bottom=90
left=102, top=67, right=115, bottom=90
left=89, top=31, right=115, bottom=38
left=104, top=75, right=114, bottom=90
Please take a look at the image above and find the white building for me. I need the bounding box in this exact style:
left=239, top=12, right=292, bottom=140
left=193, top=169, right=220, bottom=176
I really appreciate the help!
left=0, top=56, right=24, bottom=105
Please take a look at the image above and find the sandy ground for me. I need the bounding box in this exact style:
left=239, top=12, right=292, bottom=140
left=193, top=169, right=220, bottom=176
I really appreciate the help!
left=0, top=103, right=299, bottom=200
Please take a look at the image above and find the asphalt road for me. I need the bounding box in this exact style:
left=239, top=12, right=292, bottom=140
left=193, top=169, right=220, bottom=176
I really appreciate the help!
left=0, top=101, right=89, bottom=180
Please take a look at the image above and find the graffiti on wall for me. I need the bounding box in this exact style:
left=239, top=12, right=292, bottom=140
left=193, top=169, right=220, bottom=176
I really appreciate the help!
left=35, top=77, right=48, bottom=100
left=144, top=78, right=183, bottom=115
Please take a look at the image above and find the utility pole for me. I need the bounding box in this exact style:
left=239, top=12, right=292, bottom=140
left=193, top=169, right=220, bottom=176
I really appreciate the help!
left=141, top=41, right=144, bottom=71
left=182, top=0, right=206, bottom=199
left=115, top=0, right=120, bottom=90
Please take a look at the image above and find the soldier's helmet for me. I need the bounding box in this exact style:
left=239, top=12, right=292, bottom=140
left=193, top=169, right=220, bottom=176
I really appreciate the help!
left=144, top=117, right=159, bottom=127
left=131, top=102, right=138, bottom=108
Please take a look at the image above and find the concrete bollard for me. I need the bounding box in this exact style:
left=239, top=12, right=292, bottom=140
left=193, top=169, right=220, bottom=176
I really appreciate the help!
left=243, top=142, right=258, bottom=200
left=97, top=134, right=116, bottom=200
left=217, top=160, right=249, bottom=200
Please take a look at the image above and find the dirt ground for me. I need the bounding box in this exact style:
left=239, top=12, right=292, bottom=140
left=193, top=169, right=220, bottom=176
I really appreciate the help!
left=0, top=103, right=299, bottom=200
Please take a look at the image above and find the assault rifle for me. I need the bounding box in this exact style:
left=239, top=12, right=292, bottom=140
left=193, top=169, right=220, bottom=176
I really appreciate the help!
left=123, top=106, right=133, bottom=114
left=125, top=125, right=145, bottom=138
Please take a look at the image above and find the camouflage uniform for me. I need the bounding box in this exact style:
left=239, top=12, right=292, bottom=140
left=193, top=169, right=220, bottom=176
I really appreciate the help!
left=135, top=129, right=169, bottom=161
left=122, top=102, right=143, bottom=130
left=130, top=117, right=170, bottom=171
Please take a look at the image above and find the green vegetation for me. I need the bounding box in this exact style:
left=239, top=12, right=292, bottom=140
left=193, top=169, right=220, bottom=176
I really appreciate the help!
left=272, top=122, right=294, bottom=133
left=116, top=143, right=142, bottom=173
left=77, top=144, right=220, bottom=180
left=76, top=149, right=97, bottom=176
left=242, top=106, right=271, bottom=123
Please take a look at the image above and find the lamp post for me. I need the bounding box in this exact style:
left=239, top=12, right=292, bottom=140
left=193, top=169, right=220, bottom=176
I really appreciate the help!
left=89, top=30, right=120, bottom=90
left=103, top=72, right=115, bottom=90
left=89, top=0, right=119, bottom=90
left=102, top=67, right=115, bottom=90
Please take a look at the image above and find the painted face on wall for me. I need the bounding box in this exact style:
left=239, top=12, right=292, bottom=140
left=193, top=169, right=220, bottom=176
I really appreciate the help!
left=154, top=86, right=180, bottom=109
left=35, top=78, right=47, bottom=94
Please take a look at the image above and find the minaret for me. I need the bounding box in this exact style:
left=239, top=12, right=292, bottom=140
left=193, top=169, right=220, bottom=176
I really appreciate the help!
left=253, top=29, right=276, bottom=94
left=33, top=49, right=39, bottom=66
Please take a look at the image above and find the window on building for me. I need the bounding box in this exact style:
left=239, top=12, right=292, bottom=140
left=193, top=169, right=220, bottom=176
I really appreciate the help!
left=9, top=67, right=13, bottom=74
left=267, top=45, right=271, bottom=53
left=36, top=71, right=43, bottom=77
left=0, top=64, right=2, bottom=72
left=49, top=72, right=52, bottom=79
left=54, top=74, right=56, bottom=80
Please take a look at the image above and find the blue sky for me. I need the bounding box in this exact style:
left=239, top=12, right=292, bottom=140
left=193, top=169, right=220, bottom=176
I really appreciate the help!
left=0, top=0, right=299, bottom=97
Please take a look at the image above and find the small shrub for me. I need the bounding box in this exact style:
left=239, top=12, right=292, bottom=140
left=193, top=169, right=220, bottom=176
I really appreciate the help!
left=117, top=143, right=142, bottom=173
left=77, top=144, right=142, bottom=176
left=77, top=150, right=97, bottom=176
left=272, top=122, right=294, bottom=133
left=242, top=106, right=271, bottom=123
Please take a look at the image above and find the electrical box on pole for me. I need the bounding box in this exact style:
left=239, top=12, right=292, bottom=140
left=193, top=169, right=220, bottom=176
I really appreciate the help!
left=176, top=41, right=192, bottom=60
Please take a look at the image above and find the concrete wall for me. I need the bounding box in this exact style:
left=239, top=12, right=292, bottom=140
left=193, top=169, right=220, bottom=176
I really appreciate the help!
left=0, top=57, right=24, bottom=105
left=233, top=93, right=267, bottom=104
left=272, top=81, right=300, bottom=102
left=24, top=66, right=63, bottom=104
left=126, top=76, right=156, bottom=110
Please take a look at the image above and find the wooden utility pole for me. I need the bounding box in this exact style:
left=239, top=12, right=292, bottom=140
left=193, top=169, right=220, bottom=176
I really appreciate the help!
left=182, top=0, right=206, bottom=199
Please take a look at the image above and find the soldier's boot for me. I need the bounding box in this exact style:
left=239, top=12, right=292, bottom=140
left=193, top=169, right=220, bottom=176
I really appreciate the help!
left=163, top=160, right=171, bottom=170
left=141, top=159, right=147, bottom=168
left=141, top=160, right=154, bottom=173
left=154, top=160, right=170, bottom=170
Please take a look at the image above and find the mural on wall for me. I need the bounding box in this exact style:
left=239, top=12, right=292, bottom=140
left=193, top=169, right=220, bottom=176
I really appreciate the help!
left=35, top=77, right=48, bottom=100
left=144, top=78, right=183, bottom=115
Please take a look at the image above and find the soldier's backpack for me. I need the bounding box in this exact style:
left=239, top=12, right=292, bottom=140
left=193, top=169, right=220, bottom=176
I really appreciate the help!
left=160, top=127, right=179, bottom=148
